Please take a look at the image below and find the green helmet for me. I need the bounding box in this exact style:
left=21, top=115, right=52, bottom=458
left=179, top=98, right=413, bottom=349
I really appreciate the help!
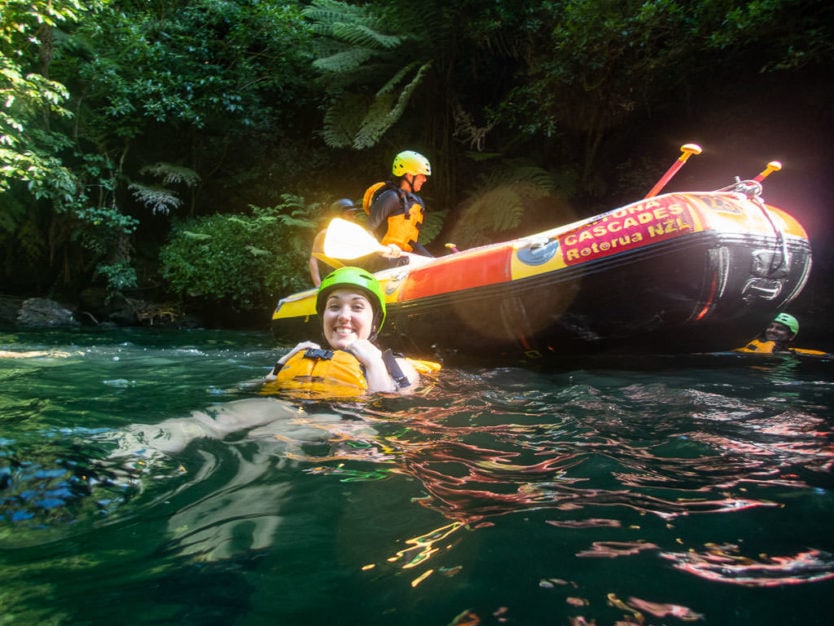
left=316, top=266, right=387, bottom=333
left=773, top=312, right=799, bottom=336
left=392, top=150, right=431, bottom=177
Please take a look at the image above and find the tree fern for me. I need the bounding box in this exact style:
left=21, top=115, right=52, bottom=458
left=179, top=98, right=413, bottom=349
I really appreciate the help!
left=322, top=93, right=373, bottom=148
left=128, top=182, right=182, bottom=216
left=445, top=162, right=566, bottom=248
left=303, top=0, right=431, bottom=149
left=313, top=48, right=374, bottom=74
left=419, top=209, right=447, bottom=247
left=129, top=162, right=200, bottom=215
left=330, top=22, right=401, bottom=50
left=139, top=162, right=201, bottom=188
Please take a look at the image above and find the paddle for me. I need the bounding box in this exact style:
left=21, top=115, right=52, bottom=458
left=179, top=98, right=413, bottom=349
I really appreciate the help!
left=323, top=218, right=432, bottom=266
left=753, top=160, right=782, bottom=183
left=645, top=143, right=702, bottom=198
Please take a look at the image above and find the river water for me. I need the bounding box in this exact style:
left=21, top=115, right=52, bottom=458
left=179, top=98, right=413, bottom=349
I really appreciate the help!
left=1, top=328, right=833, bottom=625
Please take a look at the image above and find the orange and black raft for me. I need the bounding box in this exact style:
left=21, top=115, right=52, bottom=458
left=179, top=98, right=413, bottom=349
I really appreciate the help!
left=271, top=180, right=812, bottom=367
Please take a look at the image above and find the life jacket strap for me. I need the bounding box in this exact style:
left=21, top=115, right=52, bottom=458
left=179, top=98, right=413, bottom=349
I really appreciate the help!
left=382, top=349, right=411, bottom=388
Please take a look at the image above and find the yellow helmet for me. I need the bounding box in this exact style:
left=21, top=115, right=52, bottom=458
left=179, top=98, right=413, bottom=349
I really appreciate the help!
left=392, top=150, right=431, bottom=177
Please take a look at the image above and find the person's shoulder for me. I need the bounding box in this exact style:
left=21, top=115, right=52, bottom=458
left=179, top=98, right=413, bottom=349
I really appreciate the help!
left=370, top=187, right=404, bottom=213
left=405, top=191, right=425, bottom=205
left=375, top=187, right=402, bottom=200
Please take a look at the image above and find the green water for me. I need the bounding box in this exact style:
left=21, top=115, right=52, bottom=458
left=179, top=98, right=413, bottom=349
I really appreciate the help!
left=1, top=328, right=833, bottom=625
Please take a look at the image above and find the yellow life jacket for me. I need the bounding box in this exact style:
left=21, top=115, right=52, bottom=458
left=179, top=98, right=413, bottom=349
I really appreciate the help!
left=261, top=348, right=443, bottom=399
left=262, top=348, right=368, bottom=398
left=408, top=358, right=442, bottom=374
left=381, top=206, right=424, bottom=252
left=362, top=182, right=424, bottom=252
left=362, top=182, right=390, bottom=215
left=790, top=347, right=829, bottom=357
left=735, top=339, right=828, bottom=357
left=736, top=338, right=779, bottom=354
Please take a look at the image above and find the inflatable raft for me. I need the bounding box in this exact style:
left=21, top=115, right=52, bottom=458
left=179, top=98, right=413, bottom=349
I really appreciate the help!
left=272, top=177, right=812, bottom=367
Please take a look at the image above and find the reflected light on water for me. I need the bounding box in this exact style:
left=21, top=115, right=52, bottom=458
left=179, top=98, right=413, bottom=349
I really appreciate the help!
left=2, top=331, right=834, bottom=625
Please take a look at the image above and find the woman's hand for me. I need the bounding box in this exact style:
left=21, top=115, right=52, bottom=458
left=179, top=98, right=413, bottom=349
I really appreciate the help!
left=279, top=341, right=321, bottom=365
left=343, top=339, right=394, bottom=392
left=344, top=340, right=419, bottom=394
left=381, top=243, right=403, bottom=258
left=342, top=338, right=382, bottom=364
left=265, top=341, right=321, bottom=381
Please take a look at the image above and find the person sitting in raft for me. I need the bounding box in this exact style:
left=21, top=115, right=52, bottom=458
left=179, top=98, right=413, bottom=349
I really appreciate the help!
left=262, top=266, right=427, bottom=397
left=308, top=198, right=359, bottom=287
left=736, top=313, right=828, bottom=356
left=361, top=150, right=434, bottom=272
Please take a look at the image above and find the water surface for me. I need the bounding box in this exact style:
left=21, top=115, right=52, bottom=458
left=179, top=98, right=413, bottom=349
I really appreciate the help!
left=1, top=328, right=833, bottom=625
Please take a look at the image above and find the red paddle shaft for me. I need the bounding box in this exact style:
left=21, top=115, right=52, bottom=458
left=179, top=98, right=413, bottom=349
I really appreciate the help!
left=645, top=143, right=702, bottom=198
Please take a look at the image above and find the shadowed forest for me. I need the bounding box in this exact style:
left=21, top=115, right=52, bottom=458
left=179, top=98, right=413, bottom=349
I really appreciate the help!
left=2, top=0, right=832, bottom=345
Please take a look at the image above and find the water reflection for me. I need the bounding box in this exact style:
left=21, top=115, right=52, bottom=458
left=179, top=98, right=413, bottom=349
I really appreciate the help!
left=661, top=545, right=834, bottom=587
left=46, top=366, right=834, bottom=588
left=2, top=338, right=834, bottom=624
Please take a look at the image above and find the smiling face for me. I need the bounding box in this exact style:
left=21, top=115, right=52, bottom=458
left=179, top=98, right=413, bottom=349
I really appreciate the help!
left=765, top=321, right=794, bottom=343
left=322, top=288, right=376, bottom=349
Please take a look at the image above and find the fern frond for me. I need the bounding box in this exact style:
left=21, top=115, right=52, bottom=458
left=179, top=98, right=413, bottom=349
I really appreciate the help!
left=139, top=162, right=200, bottom=187
left=274, top=215, right=315, bottom=228
left=446, top=162, right=568, bottom=247
left=322, top=93, right=370, bottom=148
left=305, top=0, right=433, bottom=149
left=245, top=245, right=270, bottom=258
left=418, top=209, right=447, bottom=245
left=352, top=92, right=396, bottom=150
left=182, top=231, right=212, bottom=241
left=376, top=60, right=422, bottom=95
left=128, top=182, right=182, bottom=215
left=472, top=162, right=557, bottom=193
left=331, top=22, right=400, bottom=49
left=313, top=47, right=374, bottom=73
left=353, top=61, right=431, bottom=149
left=303, top=0, right=367, bottom=25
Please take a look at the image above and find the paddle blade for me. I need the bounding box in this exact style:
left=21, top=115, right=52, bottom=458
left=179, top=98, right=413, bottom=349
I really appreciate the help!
left=323, top=218, right=384, bottom=260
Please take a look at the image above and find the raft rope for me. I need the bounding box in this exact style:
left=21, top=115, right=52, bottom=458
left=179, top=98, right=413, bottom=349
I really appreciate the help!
left=721, top=178, right=789, bottom=276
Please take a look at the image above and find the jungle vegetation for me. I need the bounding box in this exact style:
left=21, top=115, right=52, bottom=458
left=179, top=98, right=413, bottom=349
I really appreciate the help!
left=2, top=0, right=832, bottom=324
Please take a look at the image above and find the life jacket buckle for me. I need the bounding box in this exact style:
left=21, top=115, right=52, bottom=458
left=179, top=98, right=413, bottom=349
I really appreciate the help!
left=304, top=348, right=334, bottom=360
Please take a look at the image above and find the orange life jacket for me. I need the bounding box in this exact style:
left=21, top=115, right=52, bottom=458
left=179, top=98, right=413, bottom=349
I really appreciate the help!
left=736, top=338, right=780, bottom=354
left=362, top=182, right=424, bottom=252
left=261, top=347, right=443, bottom=399
left=263, top=348, right=368, bottom=398
left=735, top=338, right=828, bottom=357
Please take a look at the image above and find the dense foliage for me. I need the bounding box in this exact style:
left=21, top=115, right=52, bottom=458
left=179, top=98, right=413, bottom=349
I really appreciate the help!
left=2, top=0, right=832, bottom=321
left=159, top=196, right=314, bottom=309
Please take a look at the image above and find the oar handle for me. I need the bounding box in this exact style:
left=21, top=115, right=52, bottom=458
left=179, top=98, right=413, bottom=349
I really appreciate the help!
left=753, top=160, right=782, bottom=183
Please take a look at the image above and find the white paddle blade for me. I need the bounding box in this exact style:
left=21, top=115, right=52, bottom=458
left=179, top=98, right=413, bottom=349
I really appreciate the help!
left=323, top=218, right=385, bottom=260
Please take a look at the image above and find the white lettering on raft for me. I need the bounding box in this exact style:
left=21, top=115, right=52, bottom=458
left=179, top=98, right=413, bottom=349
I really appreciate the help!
left=562, top=202, right=692, bottom=263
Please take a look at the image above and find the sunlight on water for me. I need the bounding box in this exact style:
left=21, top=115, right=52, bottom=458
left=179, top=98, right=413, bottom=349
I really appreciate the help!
left=1, top=329, right=833, bottom=625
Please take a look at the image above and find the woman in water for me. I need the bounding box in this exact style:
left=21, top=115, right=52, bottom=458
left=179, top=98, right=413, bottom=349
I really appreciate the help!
left=263, top=266, right=422, bottom=397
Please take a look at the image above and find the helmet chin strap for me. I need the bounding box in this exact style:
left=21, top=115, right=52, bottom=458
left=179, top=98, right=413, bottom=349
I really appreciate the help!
left=402, top=174, right=415, bottom=193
